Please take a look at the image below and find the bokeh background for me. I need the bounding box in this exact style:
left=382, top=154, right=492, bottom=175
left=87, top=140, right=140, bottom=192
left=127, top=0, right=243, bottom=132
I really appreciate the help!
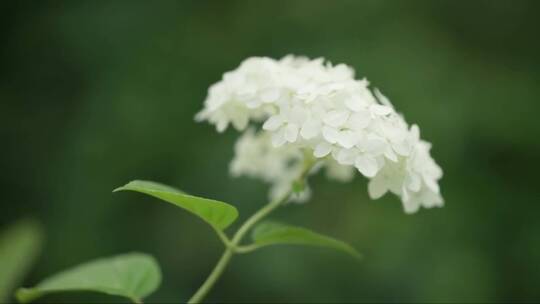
left=2, top=1, right=540, bottom=303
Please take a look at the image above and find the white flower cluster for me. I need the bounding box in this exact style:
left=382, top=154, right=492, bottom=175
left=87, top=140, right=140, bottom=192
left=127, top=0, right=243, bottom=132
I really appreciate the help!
left=196, top=56, right=443, bottom=213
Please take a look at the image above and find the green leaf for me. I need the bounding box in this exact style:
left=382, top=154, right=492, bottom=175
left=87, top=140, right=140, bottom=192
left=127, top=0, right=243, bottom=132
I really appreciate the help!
left=114, top=180, right=239, bottom=230
left=0, top=219, right=43, bottom=303
left=251, top=221, right=362, bottom=259
left=16, top=252, right=161, bottom=303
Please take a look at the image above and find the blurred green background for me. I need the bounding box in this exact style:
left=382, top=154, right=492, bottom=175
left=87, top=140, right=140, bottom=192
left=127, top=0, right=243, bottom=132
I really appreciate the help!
left=2, top=0, right=540, bottom=302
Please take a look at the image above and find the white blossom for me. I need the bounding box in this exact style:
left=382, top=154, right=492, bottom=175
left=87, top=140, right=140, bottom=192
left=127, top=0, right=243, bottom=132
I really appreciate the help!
left=196, top=55, right=443, bottom=213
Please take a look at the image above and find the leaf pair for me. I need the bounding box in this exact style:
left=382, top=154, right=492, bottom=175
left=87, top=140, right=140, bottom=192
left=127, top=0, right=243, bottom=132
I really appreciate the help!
left=115, top=180, right=361, bottom=259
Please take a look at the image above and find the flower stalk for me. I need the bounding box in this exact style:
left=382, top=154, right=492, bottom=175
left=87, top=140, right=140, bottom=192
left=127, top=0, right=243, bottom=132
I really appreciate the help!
left=187, top=158, right=316, bottom=304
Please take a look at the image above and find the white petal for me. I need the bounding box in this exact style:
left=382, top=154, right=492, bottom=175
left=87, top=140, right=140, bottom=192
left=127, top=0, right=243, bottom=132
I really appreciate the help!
left=425, top=163, right=443, bottom=180
left=271, top=129, right=287, bottom=147
left=410, top=124, right=420, bottom=142
left=384, top=124, right=406, bottom=142
left=355, top=155, right=379, bottom=177
left=393, top=140, right=411, bottom=156
left=368, top=177, right=388, bottom=199
left=422, top=191, right=444, bottom=207
left=376, top=155, right=385, bottom=168
left=207, top=95, right=227, bottom=111
left=370, top=104, right=392, bottom=116
left=237, top=85, right=256, bottom=100
left=384, top=147, right=398, bottom=162
left=348, top=110, right=370, bottom=130
left=289, top=106, right=308, bottom=124
left=300, top=118, right=321, bottom=139
left=402, top=191, right=420, bottom=214
left=288, top=107, right=308, bottom=125
left=337, top=130, right=357, bottom=149
left=336, top=148, right=357, bottom=165
left=326, top=162, right=355, bottom=181
left=231, top=114, right=249, bottom=130
left=216, top=119, right=228, bottom=132
left=260, top=88, right=281, bottom=103
left=297, top=84, right=316, bottom=98
left=424, top=176, right=440, bottom=194
left=245, top=99, right=261, bottom=109
left=405, top=173, right=421, bottom=192
left=323, top=110, right=349, bottom=128
left=319, top=82, right=344, bottom=95
left=401, top=185, right=410, bottom=202
left=322, top=126, right=340, bottom=144
left=403, top=200, right=420, bottom=214
left=344, top=96, right=364, bottom=112
left=365, top=136, right=387, bottom=154
left=262, top=115, right=284, bottom=131
left=314, top=142, right=332, bottom=158
left=284, top=124, right=299, bottom=142
left=194, top=110, right=206, bottom=122
left=374, top=88, right=394, bottom=109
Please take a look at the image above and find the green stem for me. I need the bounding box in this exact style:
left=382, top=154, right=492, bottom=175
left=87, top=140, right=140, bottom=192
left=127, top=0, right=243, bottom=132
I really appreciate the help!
left=187, top=157, right=316, bottom=304
left=231, top=193, right=286, bottom=245
left=187, top=192, right=288, bottom=304
left=233, top=243, right=262, bottom=254
left=187, top=248, right=234, bottom=304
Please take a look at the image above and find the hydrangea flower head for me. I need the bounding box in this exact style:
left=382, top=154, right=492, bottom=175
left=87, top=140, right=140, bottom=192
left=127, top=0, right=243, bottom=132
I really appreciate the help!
left=196, top=55, right=443, bottom=213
